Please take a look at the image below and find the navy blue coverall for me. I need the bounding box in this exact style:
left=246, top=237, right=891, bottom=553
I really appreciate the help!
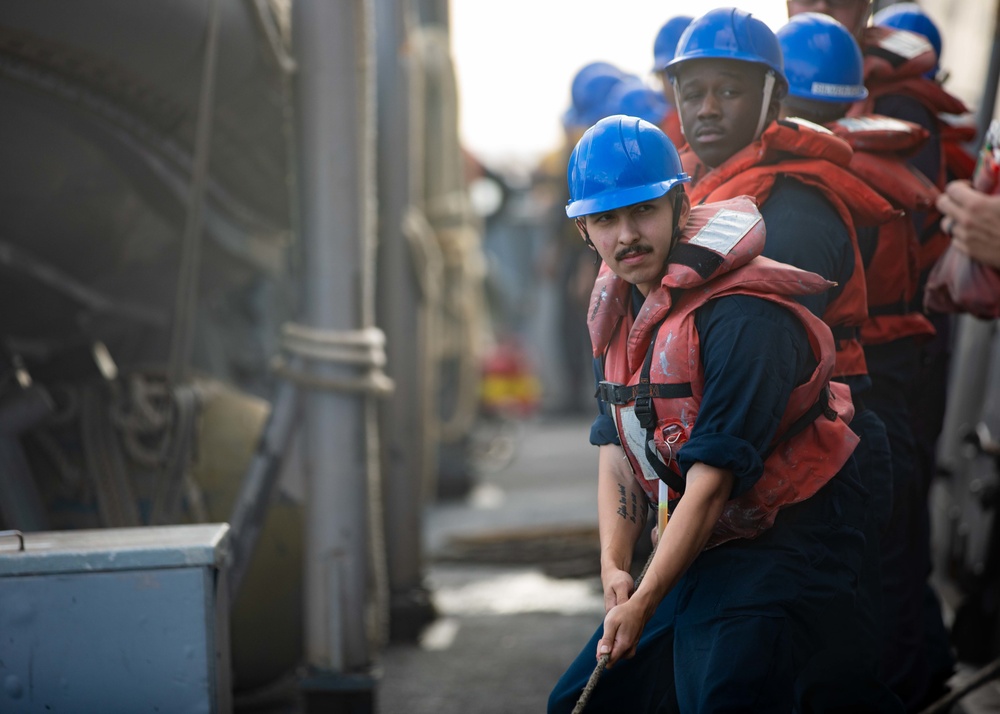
left=548, top=291, right=879, bottom=713
left=870, top=92, right=956, bottom=711
left=759, top=177, right=894, bottom=678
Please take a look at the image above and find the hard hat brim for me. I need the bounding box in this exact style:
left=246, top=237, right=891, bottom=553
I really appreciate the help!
left=565, top=176, right=690, bottom=218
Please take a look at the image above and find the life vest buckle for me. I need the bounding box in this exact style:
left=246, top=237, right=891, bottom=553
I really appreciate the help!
left=596, top=380, right=627, bottom=405
left=635, top=395, right=655, bottom=430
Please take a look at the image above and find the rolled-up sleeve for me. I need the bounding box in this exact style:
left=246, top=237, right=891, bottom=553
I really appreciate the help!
left=590, top=356, right=621, bottom=446
left=677, top=295, right=814, bottom=498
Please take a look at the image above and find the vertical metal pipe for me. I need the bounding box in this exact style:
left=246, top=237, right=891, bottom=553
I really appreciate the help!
left=417, top=21, right=482, bottom=500
left=374, top=0, right=435, bottom=640
left=292, top=0, right=374, bottom=672
left=974, top=0, right=1000, bottom=145
left=937, top=316, right=996, bottom=473
left=414, top=0, right=448, bottom=25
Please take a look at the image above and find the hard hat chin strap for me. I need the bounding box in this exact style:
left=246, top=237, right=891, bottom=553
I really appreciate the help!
left=576, top=218, right=600, bottom=265
left=670, top=77, right=684, bottom=139
left=753, top=70, right=776, bottom=141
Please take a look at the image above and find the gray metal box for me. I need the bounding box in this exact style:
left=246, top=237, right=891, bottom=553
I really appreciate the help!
left=0, top=523, right=231, bottom=713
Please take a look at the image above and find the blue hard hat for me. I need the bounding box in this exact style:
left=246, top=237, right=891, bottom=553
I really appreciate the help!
left=603, top=78, right=670, bottom=126
left=665, top=7, right=787, bottom=91
left=777, top=13, right=868, bottom=103
left=566, top=115, right=690, bottom=218
left=563, top=63, right=627, bottom=130
left=653, top=16, right=694, bottom=72
left=874, top=3, right=941, bottom=77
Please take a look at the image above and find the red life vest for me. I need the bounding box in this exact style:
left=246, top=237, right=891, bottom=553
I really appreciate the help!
left=938, top=113, right=978, bottom=181
left=660, top=107, right=685, bottom=154
left=828, top=115, right=938, bottom=345
left=858, top=26, right=937, bottom=86
left=681, top=119, right=898, bottom=379
left=852, top=26, right=975, bottom=275
left=589, top=197, right=859, bottom=546
left=850, top=73, right=970, bottom=186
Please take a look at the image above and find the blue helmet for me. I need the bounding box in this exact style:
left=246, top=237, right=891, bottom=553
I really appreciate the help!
left=777, top=13, right=868, bottom=103
left=566, top=115, right=690, bottom=218
left=562, top=62, right=627, bottom=130
left=603, top=78, right=670, bottom=126
left=874, top=3, right=941, bottom=77
left=665, top=7, right=787, bottom=92
left=652, top=16, right=694, bottom=72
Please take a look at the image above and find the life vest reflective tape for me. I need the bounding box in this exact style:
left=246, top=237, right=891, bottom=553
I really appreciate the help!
left=830, top=114, right=929, bottom=155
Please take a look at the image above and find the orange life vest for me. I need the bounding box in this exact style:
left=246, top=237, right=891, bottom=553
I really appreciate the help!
left=681, top=119, right=898, bottom=380
left=828, top=115, right=938, bottom=345
left=589, top=197, right=859, bottom=546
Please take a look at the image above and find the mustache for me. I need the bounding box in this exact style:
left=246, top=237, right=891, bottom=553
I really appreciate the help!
left=615, top=245, right=653, bottom=261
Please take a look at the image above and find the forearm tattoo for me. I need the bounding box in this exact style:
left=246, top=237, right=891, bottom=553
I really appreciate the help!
left=616, top=484, right=643, bottom=524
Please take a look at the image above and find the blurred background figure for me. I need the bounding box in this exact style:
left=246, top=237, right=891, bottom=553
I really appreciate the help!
left=604, top=77, right=670, bottom=128
left=560, top=61, right=630, bottom=134
left=651, top=15, right=694, bottom=148
left=534, top=61, right=632, bottom=415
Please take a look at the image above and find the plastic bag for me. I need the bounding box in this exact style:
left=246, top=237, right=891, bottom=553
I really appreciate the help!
left=924, top=120, right=1000, bottom=319
left=924, top=247, right=1000, bottom=318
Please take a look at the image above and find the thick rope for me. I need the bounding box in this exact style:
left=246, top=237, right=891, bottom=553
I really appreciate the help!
left=571, top=548, right=658, bottom=714
left=273, top=323, right=395, bottom=396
